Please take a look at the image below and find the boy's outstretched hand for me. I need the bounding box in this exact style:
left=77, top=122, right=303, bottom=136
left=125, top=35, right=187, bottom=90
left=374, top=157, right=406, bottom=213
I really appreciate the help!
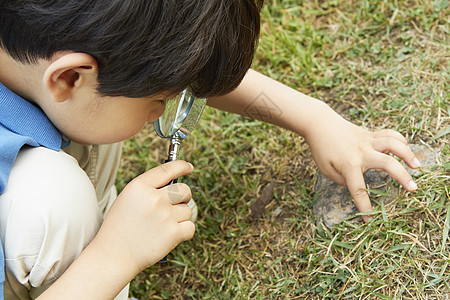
left=209, top=69, right=420, bottom=222
left=304, top=104, right=420, bottom=221
left=97, top=160, right=195, bottom=272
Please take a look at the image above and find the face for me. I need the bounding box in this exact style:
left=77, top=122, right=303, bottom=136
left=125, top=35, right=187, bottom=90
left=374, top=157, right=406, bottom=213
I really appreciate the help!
left=43, top=88, right=171, bottom=145
left=36, top=52, right=176, bottom=145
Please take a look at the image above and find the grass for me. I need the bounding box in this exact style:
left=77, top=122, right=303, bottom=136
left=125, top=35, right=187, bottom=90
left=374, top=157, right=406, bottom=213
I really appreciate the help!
left=117, top=0, right=449, bottom=299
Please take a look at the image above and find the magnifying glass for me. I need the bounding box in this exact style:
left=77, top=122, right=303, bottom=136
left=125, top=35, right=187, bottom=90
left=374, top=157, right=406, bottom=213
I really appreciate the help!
left=153, top=88, right=206, bottom=262
left=154, top=88, right=207, bottom=168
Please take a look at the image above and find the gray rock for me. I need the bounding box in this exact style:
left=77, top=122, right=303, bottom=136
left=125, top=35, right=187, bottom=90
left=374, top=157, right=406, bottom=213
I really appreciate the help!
left=405, top=144, right=437, bottom=176
left=313, top=144, right=437, bottom=229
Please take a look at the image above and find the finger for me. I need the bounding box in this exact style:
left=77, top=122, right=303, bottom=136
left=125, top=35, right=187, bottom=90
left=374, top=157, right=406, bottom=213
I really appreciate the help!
left=161, top=183, right=192, bottom=204
left=172, top=203, right=192, bottom=222
left=322, top=164, right=347, bottom=186
left=344, top=169, right=373, bottom=222
left=139, top=160, right=194, bottom=188
left=372, top=129, right=408, bottom=145
left=372, top=153, right=418, bottom=192
left=372, top=137, right=420, bottom=169
left=176, top=221, right=196, bottom=242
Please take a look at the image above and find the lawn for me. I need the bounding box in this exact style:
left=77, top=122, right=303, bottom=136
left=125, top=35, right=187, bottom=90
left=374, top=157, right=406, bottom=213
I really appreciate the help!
left=117, top=0, right=450, bottom=299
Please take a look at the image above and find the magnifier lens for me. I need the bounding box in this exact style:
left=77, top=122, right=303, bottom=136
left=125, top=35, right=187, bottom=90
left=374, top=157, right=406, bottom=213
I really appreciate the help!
left=174, top=89, right=195, bottom=125
left=154, top=88, right=195, bottom=138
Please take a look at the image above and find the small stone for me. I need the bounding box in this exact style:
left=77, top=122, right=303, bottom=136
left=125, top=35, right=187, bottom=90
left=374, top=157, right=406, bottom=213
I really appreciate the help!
left=405, top=144, right=437, bottom=177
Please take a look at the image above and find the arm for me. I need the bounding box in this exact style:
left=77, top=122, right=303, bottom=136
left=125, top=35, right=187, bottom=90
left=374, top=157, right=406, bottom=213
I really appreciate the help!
left=37, top=161, right=195, bottom=299
left=208, top=69, right=323, bottom=136
left=208, top=69, right=420, bottom=221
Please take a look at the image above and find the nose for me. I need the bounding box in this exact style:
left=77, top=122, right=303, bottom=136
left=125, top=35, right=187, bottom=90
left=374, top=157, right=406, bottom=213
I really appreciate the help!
left=147, top=101, right=166, bottom=122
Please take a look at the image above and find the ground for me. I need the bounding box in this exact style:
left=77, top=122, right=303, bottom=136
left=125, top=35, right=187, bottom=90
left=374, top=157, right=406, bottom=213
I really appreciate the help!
left=117, top=1, right=449, bottom=299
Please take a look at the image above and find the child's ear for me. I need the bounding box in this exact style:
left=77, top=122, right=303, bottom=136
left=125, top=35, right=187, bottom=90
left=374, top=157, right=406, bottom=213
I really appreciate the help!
left=43, top=52, right=98, bottom=103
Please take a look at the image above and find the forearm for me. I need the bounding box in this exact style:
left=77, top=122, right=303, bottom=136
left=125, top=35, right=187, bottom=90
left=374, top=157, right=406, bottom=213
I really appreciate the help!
left=37, top=232, right=137, bottom=300
left=208, top=69, right=336, bottom=139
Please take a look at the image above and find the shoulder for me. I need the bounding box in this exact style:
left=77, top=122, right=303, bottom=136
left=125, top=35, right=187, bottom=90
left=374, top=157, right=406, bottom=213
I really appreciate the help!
left=2, top=146, right=96, bottom=202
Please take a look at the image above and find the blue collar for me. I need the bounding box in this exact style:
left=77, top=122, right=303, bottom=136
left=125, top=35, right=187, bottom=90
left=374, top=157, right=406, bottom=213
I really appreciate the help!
left=0, top=82, right=68, bottom=151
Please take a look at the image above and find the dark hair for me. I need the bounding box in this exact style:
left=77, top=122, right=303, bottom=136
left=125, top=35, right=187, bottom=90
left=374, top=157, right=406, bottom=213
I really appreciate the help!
left=0, top=0, right=263, bottom=98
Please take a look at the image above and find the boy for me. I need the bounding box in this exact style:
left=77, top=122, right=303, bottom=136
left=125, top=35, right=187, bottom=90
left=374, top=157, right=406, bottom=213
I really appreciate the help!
left=0, top=0, right=420, bottom=299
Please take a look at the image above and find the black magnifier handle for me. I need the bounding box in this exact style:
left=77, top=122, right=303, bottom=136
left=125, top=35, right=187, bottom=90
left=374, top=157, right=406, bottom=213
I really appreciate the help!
left=164, top=132, right=181, bottom=185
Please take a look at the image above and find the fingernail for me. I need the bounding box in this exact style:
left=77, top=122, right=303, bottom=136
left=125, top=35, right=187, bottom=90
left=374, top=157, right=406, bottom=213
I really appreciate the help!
left=409, top=180, right=418, bottom=190
left=413, top=158, right=421, bottom=168
left=364, top=216, right=374, bottom=222
left=188, top=162, right=194, bottom=169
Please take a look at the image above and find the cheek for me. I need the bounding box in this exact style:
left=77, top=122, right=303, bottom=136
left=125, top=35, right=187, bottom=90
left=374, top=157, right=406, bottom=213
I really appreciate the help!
left=70, top=99, right=165, bottom=145
left=82, top=111, right=148, bottom=144
left=71, top=122, right=144, bottom=145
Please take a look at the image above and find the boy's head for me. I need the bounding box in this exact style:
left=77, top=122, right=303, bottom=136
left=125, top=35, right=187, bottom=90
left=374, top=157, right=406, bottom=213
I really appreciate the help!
left=0, top=0, right=263, bottom=98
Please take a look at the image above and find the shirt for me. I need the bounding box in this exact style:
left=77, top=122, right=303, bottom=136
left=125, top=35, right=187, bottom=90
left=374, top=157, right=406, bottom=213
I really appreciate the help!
left=0, top=82, right=68, bottom=299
